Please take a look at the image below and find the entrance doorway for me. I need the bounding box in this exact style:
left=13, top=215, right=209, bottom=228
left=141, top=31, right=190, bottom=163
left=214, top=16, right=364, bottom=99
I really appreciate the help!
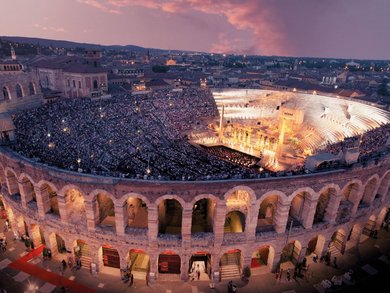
left=158, top=251, right=181, bottom=274
left=189, top=252, right=211, bottom=281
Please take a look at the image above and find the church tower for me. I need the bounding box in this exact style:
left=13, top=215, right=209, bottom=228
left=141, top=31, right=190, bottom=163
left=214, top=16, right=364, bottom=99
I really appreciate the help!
left=10, top=44, right=16, bottom=60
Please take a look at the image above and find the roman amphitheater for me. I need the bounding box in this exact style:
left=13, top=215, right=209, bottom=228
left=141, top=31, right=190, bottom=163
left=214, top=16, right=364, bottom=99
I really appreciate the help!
left=1, top=88, right=390, bottom=284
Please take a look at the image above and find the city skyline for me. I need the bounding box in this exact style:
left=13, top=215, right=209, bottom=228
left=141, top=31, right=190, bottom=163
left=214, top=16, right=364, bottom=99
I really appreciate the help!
left=0, top=0, right=389, bottom=60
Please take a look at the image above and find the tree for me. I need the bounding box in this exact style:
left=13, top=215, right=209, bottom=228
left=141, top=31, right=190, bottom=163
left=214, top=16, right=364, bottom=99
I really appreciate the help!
left=378, top=78, right=389, bottom=96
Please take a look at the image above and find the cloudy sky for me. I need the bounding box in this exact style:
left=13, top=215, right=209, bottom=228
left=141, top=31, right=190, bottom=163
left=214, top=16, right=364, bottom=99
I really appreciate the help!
left=1, top=0, right=389, bottom=59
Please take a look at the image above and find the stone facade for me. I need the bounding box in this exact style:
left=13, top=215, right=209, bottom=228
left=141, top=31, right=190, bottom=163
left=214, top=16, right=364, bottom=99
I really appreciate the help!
left=0, top=147, right=389, bottom=283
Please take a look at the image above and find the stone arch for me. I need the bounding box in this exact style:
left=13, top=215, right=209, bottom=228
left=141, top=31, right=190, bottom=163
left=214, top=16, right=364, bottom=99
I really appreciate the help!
left=63, top=187, right=87, bottom=227
left=157, top=196, right=183, bottom=235
left=377, top=206, right=390, bottom=229
left=122, top=195, right=149, bottom=231
left=346, top=223, right=362, bottom=247
left=256, top=193, right=281, bottom=233
left=37, top=180, right=59, bottom=216
left=306, top=234, right=326, bottom=257
left=288, top=188, right=315, bottom=228
left=223, top=185, right=256, bottom=204
left=2, top=85, right=11, bottom=100
left=329, top=228, right=346, bottom=255
left=359, top=175, right=380, bottom=207
left=16, top=215, right=28, bottom=236
left=313, top=187, right=337, bottom=225
left=15, top=83, right=23, bottom=98
left=5, top=168, right=20, bottom=196
left=98, top=244, right=120, bottom=270
left=19, top=174, right=37, bottom=208
left=360, top=214, right=377, bottom=242
left=48, top=232, right=67, bottom=256
left=191, top=195, right=217, bottom=234
left=73, top=239, right=91, bottom=269
left=158, top=249, right=181, bottom=275
left=224, top=210, right=245, bottom=233
left=89, top=190, right=116, bottom=230
left=30, top=223, right=45, bottom=247
left=280, top=240, right=302, bottom=267
left=127, top=248, right=150, bottom=280
left=28, top=82, right=36, bottom=95
left=251, top=245, right=275, bottom=273
left=220, top=248, right=242, bottom=278
left=378, top=171, right=390, bottom=202
left=336, top=181, right=361, bottom=224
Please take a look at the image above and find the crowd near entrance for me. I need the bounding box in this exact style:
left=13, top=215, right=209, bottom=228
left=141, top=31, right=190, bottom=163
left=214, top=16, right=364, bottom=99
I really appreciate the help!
left=189, top=252, right=211, bottom=281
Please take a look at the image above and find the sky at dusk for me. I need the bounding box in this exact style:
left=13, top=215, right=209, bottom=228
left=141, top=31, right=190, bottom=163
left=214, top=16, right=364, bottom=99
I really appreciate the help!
left=0, top=0, right=389, bottom=60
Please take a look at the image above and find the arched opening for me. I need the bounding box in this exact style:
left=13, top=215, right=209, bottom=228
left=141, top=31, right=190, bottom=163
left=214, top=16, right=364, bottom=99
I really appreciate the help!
left=336, top=183, right=358, bottom=224
left=280, top=241, right=301, bottom=269
left=306, top=235, right=325, bottom=259
left=15, top=84, right=23, bottom=98
left=378, top=206, right=390, bottom=229
left=30, top=224, right=45, bottom=247
left=377, top=172, right=390, bottom=202
left=126, top=197, right=148, bottom=232
left=360, top=215, right=377, bottom=242
left=93, top=80, right=98, bottom=89
left=66, top=189, right=87, bottom=227
left=257, top=195, right=278, bottom=233
left=99, top=244, right=120, bottom=272
left=226, top=189, right=251, bottom=208
left=224, top=211, right=245, bottom=233
left=158, top=199, right=182, bottom=235
left=2, top=86, right=10, bottom=100
left=191, top=198, right=215, bottom=234
left=73, top=239, right=91, bottom=269
left=16, top=215, right=28, bottom=236
left=288, top=192, right=310, bottom=228
left=313, top=189, right=334, bottom=225
left=49, top=233, right=67, bottom=257
left=329, top=229, right=345, bottom=256
left=95, top=192, right=115, bottom=230
left=251, top=246, right=274, bottom=274
left=158, top=250, right=181, bottom=275
left=28, top=82, right=36, bottom=95
left=6, top=170, right=20, bottom=198
left=43, top=184, right=59, bottom=216
left=220, top=249, right=242, bottom=280
left=346, top=224, right=361, bottom=249
left=189, top=252, right=211, bottom=281
left=128, top=249, right=150, bottom=281
left=359, top=177, right=378, bottom=208
left=20, top=177, right=37, bottom=210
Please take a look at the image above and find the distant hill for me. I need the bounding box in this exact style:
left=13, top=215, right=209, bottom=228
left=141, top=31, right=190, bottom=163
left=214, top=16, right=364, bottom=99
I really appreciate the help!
left=0, top=36, right=166, bottom=53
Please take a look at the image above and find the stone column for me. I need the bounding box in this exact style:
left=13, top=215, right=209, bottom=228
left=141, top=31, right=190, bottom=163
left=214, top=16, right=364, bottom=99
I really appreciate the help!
left=147, top=204, right=158, bottom=246
left=298, top=246, right=308, bottom=262
left=118, top=249, right=129, bottom=270
left=89, top=245, right=100, bottom=273
left=301, top=198, right=317, bottom=229
left=241, top=250, right=252, bottom=271
left=85, top=199, right=97, bottom=232
left=211, top=253, right=221, bottom=282
left=245, top=202, right=257, bottom=241
left=180, top=253, right=190, bottom=281
left=34, top=185, right=50, bottom=220
left=148, top=252, right=157, bottom=283
left=18, top=178, right=32, bottom=209
left=114, top=203, right=126, bottom=236
left=57, top=194, right=69, bottom=224
left=324, top=193, right=341, bottom=224
left=213, top=201, right=227, bottom=246
left=271, top=251, right=281, bottom=272
left=274, top=200, right=290, bottom=234
left=182, top=204, right=192, bottom=248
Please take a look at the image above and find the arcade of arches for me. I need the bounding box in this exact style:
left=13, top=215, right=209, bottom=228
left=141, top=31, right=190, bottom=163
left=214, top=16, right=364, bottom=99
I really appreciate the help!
left=1, top=161, right=390, bottom=282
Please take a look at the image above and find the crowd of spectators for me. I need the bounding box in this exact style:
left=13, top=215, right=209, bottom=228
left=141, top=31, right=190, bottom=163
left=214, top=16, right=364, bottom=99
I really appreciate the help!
left=11, top=88, right=256, bottom=180
left=10, top=87, right=390, bottom=181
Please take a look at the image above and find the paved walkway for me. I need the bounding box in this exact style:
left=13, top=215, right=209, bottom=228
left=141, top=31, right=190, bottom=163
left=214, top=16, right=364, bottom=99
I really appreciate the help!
left=1, top=220, right=390, bottom=292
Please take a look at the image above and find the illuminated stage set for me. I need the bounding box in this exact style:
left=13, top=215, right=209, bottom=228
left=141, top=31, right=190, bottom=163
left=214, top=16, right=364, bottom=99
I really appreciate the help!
left=191, top=89, right=390, bottom=172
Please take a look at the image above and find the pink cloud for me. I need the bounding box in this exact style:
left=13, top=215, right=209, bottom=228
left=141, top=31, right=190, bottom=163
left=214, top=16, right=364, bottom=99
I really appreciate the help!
left=33, top=23, right=68, bottom=33
left=77, top=0, right=289, bottom=55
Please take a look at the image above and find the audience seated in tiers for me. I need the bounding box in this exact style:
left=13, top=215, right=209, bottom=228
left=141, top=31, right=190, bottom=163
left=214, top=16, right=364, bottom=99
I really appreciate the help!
left=10, top=87, right=390, bottom=180
left=11, top=88, right=255, bottom=180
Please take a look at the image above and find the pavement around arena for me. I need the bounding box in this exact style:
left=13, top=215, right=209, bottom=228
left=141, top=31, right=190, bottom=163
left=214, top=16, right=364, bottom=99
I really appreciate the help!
left=1, top=217, right=390, bottom=293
